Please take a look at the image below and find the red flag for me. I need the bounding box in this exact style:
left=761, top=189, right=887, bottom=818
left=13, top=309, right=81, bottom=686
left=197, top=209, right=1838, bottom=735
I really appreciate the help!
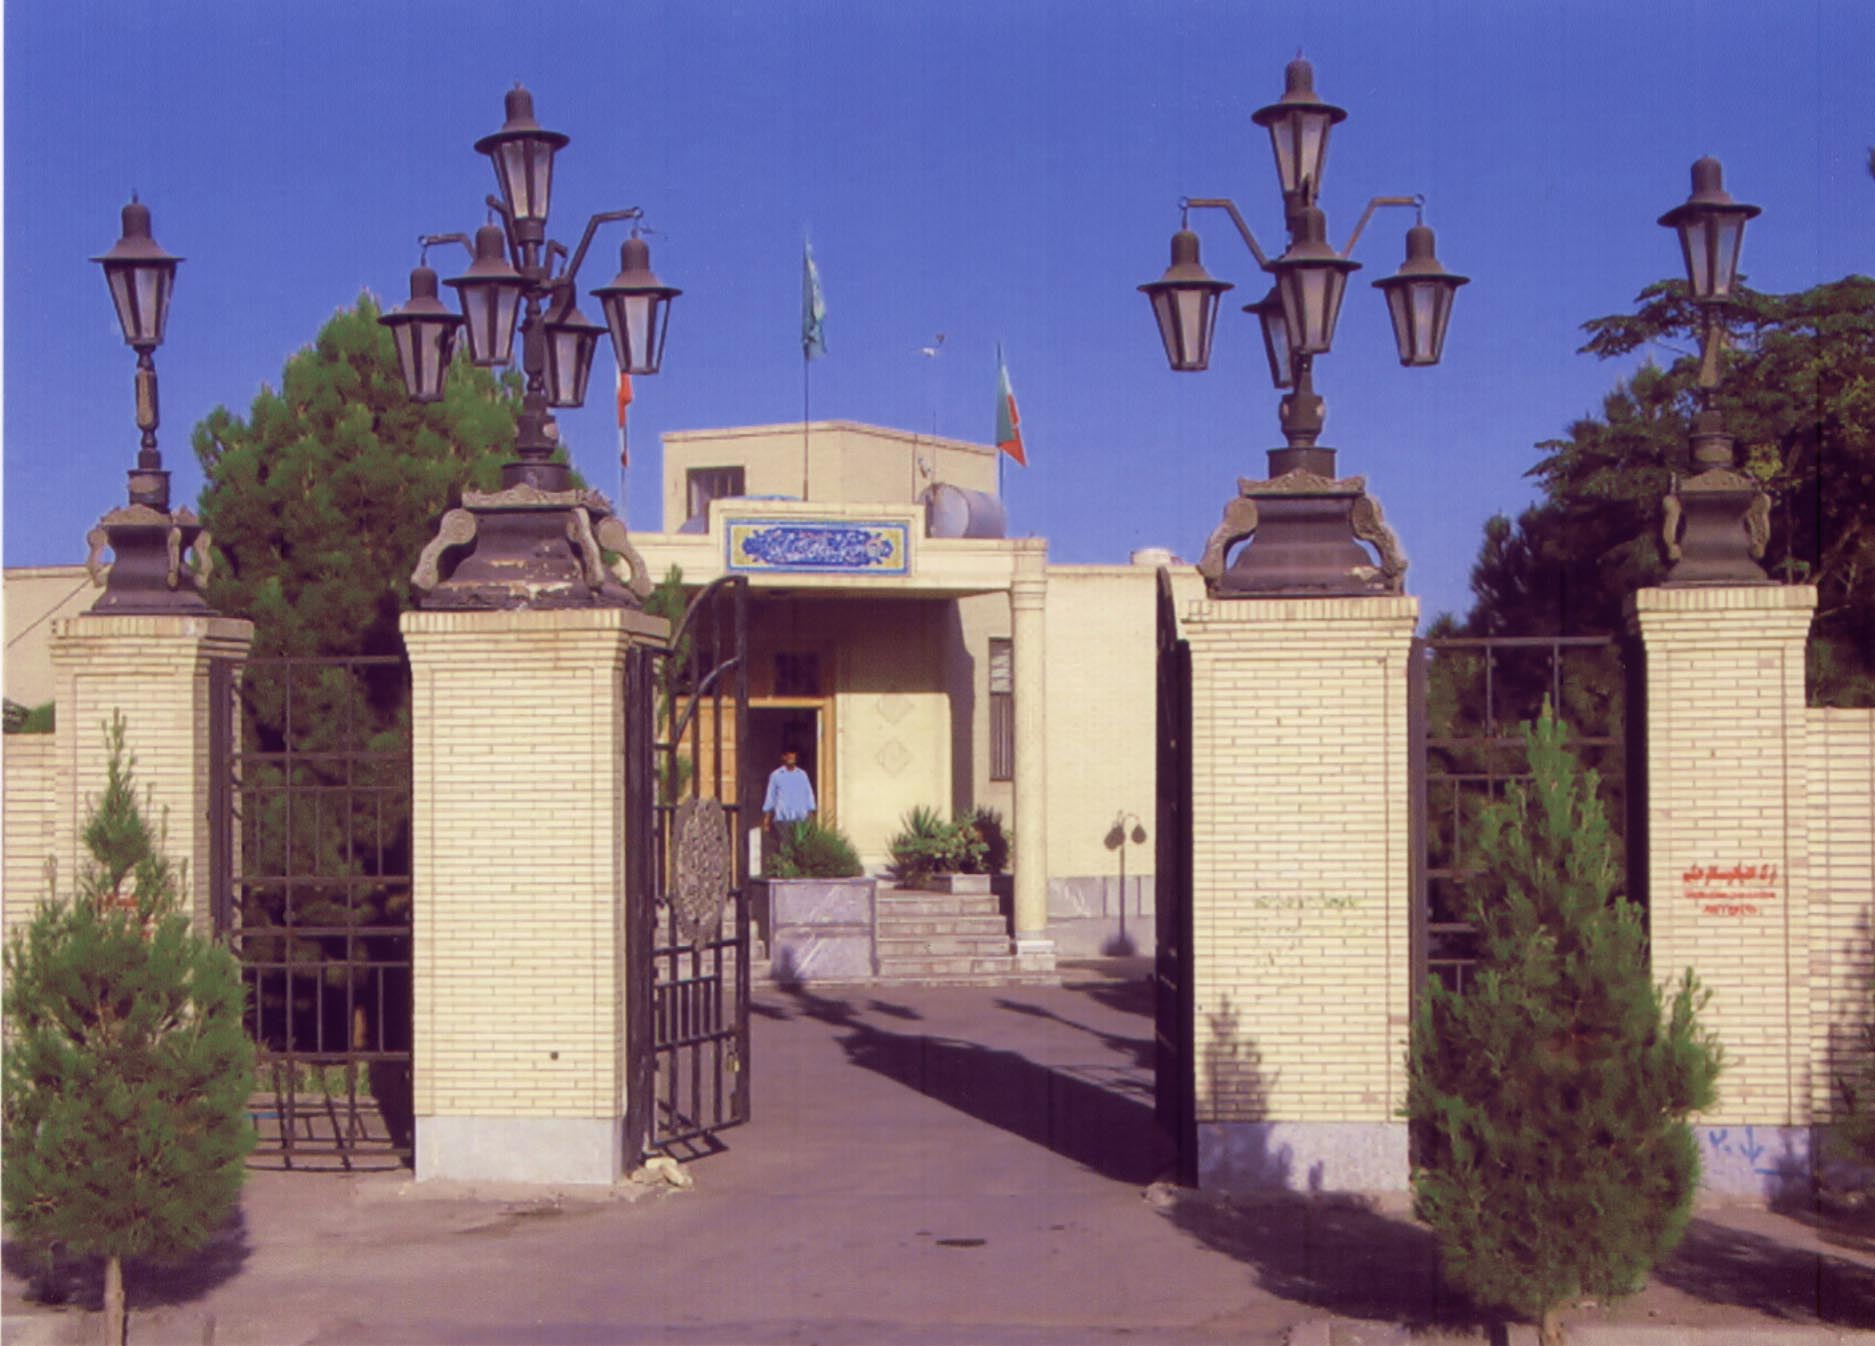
left=995, top=345, right=1026, bottom=467
left=616, top=368, right=634, bottom=467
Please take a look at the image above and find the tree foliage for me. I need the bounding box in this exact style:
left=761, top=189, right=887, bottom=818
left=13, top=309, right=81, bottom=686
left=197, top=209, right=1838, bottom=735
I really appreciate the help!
left=189, top=295, right=530, bottom=1067
left=1461, top=275, right=1875, bottom=705
left=3, top=715, right=256, bottom=1344
left=1406, top=706, right=1721, bottom=1346
left=192, top=293, right=521, bottom=661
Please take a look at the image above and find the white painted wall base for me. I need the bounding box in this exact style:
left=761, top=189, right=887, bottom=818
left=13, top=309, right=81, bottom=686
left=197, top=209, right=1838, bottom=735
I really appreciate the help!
left=1198, top=1121, right=1410, bottom=1194
left=416, top=1116, right=624, bottom=1186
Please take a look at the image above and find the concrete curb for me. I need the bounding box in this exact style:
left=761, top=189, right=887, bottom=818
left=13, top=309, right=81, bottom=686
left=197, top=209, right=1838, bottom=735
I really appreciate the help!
left=1289, top=1320, right=1875, bottom=1345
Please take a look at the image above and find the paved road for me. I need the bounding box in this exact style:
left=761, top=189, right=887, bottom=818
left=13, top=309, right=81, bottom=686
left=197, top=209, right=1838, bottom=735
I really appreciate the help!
left=4, top=964, right=1873, bottom=1344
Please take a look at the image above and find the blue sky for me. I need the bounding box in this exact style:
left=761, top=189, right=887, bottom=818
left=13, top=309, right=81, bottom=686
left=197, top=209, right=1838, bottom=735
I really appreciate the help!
left=5, top=1, right=1871, bottom=625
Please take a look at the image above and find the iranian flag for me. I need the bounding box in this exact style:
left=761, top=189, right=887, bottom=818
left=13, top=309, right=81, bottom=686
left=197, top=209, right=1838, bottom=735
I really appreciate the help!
left=616, top=367, right=634, bottom=468
left=996, top=344, right=1026, bottom=467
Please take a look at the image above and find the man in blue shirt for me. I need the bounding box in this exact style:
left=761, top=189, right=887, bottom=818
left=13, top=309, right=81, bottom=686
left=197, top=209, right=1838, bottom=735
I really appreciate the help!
left=761, top=749, right=817, bottom=832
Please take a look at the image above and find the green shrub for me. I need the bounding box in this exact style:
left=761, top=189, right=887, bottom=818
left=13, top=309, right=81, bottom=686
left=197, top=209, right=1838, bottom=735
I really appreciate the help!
left=1406, top=704, right=1720, bottom=1346
left=765, top=819, right=863, bottom=879
left=964, top=806, right=1012, bottom=875
left=888, top=805, right=987, bottom=882
left=3, top=714, right=256, bottom=1346
left=3, top=700, right=54, bottom=734
left=1831, top=987, right=1875, bottom=1183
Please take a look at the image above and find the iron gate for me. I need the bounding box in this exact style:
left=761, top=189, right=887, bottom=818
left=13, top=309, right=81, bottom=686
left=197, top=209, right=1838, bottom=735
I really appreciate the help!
left=1153, top=569, right=1196, bottom=1185
left=209, top=654, right=413, bottom=1167
left=625, top=574, right=752, bottom=1161
left=1409, top=634, right=1644, bottom=1000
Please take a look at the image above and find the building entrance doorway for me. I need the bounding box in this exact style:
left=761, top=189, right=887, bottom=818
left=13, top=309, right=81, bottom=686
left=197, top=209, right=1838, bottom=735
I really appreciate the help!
left=748, top=704, right=827, bottom=823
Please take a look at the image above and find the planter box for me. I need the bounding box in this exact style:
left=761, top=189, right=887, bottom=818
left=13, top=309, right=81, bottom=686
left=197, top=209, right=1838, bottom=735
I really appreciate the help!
left=914, top=872, right=994, bottom=895
left=756, top=877, right=878, bottom=984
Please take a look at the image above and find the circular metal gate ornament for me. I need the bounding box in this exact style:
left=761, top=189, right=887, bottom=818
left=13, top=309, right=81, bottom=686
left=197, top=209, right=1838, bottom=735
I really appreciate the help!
left=672, top=797, right=733, bottom=950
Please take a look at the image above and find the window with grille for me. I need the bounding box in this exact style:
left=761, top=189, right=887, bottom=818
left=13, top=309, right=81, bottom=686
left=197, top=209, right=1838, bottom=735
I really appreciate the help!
left=686, top=466, right=746, bottom=521
left=989, top=637, right=1014, bottom=781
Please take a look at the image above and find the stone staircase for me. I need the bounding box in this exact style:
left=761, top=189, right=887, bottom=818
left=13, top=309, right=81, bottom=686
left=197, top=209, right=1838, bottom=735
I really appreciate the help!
left=872, top=885, right=1056, bottom=985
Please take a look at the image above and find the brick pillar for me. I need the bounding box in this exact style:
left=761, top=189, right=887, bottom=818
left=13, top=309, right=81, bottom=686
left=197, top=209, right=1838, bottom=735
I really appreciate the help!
left=1183, top=595, right=1418, bottom=1193
left=1010, top=550, right=1053, bottom=972
left=402, top=606, right=668, bottom=1186
left=49, top=614, right=255, bottom=930
left=1629, top=584, right=1817, bottom=1196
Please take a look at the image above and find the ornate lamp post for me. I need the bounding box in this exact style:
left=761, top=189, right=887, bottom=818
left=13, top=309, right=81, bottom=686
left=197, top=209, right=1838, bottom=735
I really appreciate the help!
left=84, top=197, right=214, bottom=614
left=386, top=86, right=681, bottom=610
left=1656, top=157, right=1772, bottom=583
left=1141, top=58, right=1467, bottom=596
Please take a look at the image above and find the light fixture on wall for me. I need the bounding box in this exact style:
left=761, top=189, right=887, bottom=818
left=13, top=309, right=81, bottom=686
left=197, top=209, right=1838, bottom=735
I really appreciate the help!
left=84, top=198, right=213, bottom=614
left=1656, top=157, right=1772, bottom=584
left=385, top=86, right=679, bottom=610
left=1141, top=57, right=1466, bottom=597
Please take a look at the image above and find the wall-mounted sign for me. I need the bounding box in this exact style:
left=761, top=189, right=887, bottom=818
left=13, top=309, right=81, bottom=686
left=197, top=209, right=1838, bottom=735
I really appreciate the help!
left=1681, top=861, right=1780, bottom=918
left=725, top=518, right=911, bottom=575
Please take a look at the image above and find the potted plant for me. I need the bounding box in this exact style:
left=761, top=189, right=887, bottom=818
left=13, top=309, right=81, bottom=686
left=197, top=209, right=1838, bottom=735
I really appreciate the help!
left=888, top=806, right=1009, bottom=894
left=758, top=819, right=876, bottom=983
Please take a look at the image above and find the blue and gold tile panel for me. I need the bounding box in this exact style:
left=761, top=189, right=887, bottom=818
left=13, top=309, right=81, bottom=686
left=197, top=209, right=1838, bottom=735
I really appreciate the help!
left=725, top=518, right=911, bottom=575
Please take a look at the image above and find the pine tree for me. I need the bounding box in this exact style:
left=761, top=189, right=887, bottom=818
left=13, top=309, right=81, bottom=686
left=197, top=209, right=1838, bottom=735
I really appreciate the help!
left=3, top=714, right=256, bottom=1346
left=1406, top=703, right=1722, bottom=1346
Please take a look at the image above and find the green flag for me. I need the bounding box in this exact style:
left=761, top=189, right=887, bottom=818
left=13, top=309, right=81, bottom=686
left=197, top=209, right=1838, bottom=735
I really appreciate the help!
left=802, top=238, right=828, bottom=361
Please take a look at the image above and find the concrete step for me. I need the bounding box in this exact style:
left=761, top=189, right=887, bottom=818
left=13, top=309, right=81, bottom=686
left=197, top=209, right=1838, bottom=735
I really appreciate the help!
left=865, top=970, right=1063, bottom=988
left=874, top=954, right=1032, bottom=978
left=876, top=934, right=1014, bottom=959
left=874, top=915, right=1009, bottom=938
left=875, top=893, right=1002, bottom=919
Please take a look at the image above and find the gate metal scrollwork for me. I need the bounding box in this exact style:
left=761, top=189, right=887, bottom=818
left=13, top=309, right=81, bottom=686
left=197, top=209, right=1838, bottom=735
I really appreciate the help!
left=624, top=574, right=752, bottom=1163
left=672, top=797, right=732, bottom=951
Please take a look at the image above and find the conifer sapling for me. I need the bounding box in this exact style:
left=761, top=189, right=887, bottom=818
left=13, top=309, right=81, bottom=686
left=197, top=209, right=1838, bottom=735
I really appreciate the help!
left=3, top=714, right=256, bottom=1346
left=1406, top=703, right=1721, bottom=1346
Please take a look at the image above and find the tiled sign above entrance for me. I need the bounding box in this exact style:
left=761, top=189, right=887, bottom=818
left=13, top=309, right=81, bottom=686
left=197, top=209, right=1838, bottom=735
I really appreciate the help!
left=726, top=518, right=911, bottom=575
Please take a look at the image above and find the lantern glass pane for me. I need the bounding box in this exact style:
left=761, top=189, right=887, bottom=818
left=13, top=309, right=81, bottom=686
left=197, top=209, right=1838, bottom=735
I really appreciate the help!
left=1150, top=290, right=1182, bottom=368
left=106, top=268, right=139, bottom=343
left=1297, top=112, right=1331, bottom=193
left=392, top=320, right=452, bottom=403
left=137, top=267, right=168, bottom=343
left=460, top=282, right=521, bottom=366
left=546, top=327, right=597, bottom=407
left=495, top=140, right=555, bottom=223
left=605, top=292, right=666, bottom=374
left=1176, top=288, right=1208, bottom=366
left=1683, top=219, right=1713, bottom=299
left=1257, top=302, right=1293, bottom=388
left=1268, top=120, right=1300, bottom=197
left=1711, top=215, right=1744, bottom=297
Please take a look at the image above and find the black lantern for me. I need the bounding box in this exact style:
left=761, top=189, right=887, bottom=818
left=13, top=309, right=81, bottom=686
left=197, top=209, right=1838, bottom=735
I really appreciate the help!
left=1372, top=224, right=1468, bottom=367
left=592, top=234, right=681, bottom=375
left=1140, top=228, right=1234, bottom=371
left=542, top=298, right=605, bottom=407
left=1269, top=206, right=1360, bottom=355
left=380, top=265, right=464, bottom=404
left=92, top=197, right=182, bottom=350
left=475, top=86, right=568, bottom=231
left=1250, top=57, right=1347, bottom=203
left=445, top=223, right=527, bottom=367
left=1658, top=156, right=1759, bottom=302
left=1247, top=287, right=1295, bottom=389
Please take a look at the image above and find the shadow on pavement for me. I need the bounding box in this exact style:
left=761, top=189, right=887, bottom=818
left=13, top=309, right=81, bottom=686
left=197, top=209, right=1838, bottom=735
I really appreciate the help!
left=1653, top=1216, right=1875, bottom=1325
left=3, top=1207, right=250, bottom=1312
left=1159, top=1190, right=1492, bottom=1332
left=779, top=983, right=1172, bottom=1184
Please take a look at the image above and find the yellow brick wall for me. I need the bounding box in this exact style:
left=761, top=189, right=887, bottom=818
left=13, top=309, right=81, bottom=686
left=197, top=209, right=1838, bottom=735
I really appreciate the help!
left=1041, top=565, right=1204, bottom=884
left=1808, top=707, right=1874, bottom=1120
left=402, top=607, right=667, bottom=1123
left=3, top=735, right=58, bottom=937
left=1184, top=595, right=1417, bottom=1122
left=1630, top=585, right=1816, bottom=1124
left=48, top=616, right=254, bottom=931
